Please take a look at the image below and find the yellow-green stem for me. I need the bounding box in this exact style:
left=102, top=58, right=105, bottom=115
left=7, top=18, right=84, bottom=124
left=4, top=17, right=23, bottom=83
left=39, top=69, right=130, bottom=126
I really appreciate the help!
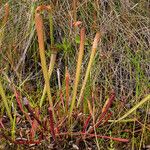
left=35, top=13, right=55, bottom=117
left=77, top=32, right=101, bottom=107
left=69, top=27, right=86, bottom=121
left=40, top=54, right=57, bottom=107
left=37, top=5, right=57, bottom=107
left=0, top=79, right=13, bottom=123
left=11, top=107, right=16, bottom=141
left=49, top=11, right=54, bottom=46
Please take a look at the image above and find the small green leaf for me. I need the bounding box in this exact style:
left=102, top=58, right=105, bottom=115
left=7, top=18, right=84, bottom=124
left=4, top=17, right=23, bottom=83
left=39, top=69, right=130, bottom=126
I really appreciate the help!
left=75, top=35, right=89, bottom=46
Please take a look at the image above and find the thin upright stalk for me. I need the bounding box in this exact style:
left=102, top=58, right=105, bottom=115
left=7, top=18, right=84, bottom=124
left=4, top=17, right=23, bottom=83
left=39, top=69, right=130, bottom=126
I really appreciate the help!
left=2, top=3, right=9, bottom=25
left=35, top=5, right=57, bottom=107
left=40, top=53, right=57, bottom=107
left=69, top=27, right=86, bottom=120
left=0, top=79, right=13, bottom=123
left=35, top=13, right=54, bottom=117
left=65, top=67, right=70, bottom=112
left=77, top=32, right=101, bottom=107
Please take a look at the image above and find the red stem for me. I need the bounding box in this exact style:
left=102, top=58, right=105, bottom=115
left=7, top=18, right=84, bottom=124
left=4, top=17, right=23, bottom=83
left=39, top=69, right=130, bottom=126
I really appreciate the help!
left=48, top=107, right=56, bottom=141
left=88, top=91, right=115, bottom=133
left=82, top=115, right=91, bottom=133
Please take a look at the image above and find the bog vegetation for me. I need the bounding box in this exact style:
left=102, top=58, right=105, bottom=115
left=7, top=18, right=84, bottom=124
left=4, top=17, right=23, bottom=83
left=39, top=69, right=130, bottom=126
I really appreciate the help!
left=0, top=1, right=150, bottom=150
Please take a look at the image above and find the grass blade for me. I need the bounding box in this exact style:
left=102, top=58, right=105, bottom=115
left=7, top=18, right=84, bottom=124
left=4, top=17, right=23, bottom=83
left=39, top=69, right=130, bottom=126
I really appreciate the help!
left=0, top=3, right=9, bottom=49
left=0, top=80, right=12, bottom=123
left=2, top=3, right=9, bottom=25
left=116, top=94, right=150, bottom=122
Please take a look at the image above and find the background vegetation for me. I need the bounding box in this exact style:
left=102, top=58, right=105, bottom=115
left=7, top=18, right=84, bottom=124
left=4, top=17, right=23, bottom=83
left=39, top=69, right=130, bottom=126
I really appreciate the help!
left=0, top=0, right=150, bottom=149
